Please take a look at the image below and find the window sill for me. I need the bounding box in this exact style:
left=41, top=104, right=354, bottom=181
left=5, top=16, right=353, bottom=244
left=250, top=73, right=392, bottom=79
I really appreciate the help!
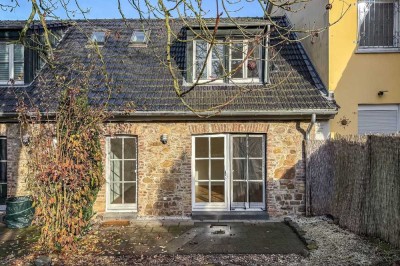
left=188, top=78, right=262, bottom=86
left=355, top=48, right=400, bottom=54
left=185, top=82, right=264, bottom=87
left=0, top=81, right=25, bottom=86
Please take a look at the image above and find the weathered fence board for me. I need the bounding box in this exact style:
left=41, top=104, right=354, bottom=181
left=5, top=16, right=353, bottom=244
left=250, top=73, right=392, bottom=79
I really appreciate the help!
left=306, top=135, right=400, bottom=248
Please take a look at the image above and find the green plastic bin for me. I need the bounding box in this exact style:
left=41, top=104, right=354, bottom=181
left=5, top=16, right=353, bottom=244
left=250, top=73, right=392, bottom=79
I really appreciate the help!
left=4, top=196, right=34, bottom=229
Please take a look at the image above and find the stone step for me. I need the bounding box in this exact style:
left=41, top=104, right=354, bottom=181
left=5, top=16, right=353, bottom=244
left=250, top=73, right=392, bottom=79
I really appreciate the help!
left=192, top=211, right=269, bottom=221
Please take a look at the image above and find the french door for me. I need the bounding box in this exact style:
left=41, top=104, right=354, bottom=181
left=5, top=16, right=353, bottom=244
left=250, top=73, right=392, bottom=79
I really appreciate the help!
left=192, top=134, right=265, bottom=211
left=106, top=136, right=138, bottom=211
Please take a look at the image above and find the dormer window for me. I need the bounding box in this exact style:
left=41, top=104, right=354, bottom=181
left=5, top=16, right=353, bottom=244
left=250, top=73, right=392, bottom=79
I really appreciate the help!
left=130, top=30, right=149, bottom=45
left=0, top=43, right=24, bottom=84
left=91, top=31, right=106, bottom=45
left=193, top=39, right=262, bottom=84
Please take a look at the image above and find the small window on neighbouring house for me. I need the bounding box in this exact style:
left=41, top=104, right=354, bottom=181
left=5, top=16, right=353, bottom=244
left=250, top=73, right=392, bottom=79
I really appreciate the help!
left=0, top=137, right=6, bottom=206
left=358, top=0, right=400, bottom=50
left=91, top=31, right=106, bottom=45
left=130, top=30, right=149, bottom=44
left=0, top=43, right=24, bottom=84
left=358, top=105, right=400, bottom=134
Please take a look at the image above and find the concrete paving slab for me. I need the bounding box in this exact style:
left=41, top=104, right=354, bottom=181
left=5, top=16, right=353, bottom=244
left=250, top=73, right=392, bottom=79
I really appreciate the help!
left=175, top=222, right=306, bottom=255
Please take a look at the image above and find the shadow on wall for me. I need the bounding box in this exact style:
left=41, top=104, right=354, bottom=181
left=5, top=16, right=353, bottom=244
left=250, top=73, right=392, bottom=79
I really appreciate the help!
left=139, top=150, right=191, bottom=217
left=7, top=124, right=25, bottom=201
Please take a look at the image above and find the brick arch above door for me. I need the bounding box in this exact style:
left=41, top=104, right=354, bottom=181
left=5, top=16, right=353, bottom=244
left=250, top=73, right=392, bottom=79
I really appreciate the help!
left=188, top=123, right=271, bottom=135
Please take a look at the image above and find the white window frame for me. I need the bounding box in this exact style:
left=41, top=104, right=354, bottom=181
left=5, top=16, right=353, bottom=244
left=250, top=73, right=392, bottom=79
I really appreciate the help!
left=0, top=43, right=24, bottom=85
left=106, top=136, right=138, bottom=212
left=90, top=31, right=106, bottom=46
left=358, top=104, right=400, bottom=133
left=130, top=29, right=150, bottom=46
left=229, top=40, right=261, bottom=83
left=230, top=134, right=266, bottom=210
left=192, top=134, right=228, bottom=211
left=191, top=134, right=266, bottom=212
left=0, top=136, right=6, bottom=211
left=193, top=40, right=225, bottom=84
left=357, top=0, right=400, bottom=53
left=192, top=39, right=261, bottom=84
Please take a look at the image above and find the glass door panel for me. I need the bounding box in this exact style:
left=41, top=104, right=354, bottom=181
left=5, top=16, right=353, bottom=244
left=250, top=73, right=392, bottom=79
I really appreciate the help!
left=193, top=136, right=227, bottom=210
left=231, top=135, right=265, bottom=210
left=107, top=136, right=137, bottom=211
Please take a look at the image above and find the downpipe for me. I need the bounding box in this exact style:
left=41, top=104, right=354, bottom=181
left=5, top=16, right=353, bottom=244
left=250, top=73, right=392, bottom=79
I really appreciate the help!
left=306, top=113, right=317, bottom=140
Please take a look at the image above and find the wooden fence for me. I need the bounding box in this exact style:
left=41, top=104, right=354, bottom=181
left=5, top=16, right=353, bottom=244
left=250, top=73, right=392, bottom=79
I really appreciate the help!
left=306, top=135, right=400, bottom=248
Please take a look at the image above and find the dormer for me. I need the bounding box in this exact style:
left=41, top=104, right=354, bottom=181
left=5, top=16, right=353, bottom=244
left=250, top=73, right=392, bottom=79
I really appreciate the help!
left=0, top=22, right=67, bottom=86
left=186, top=21, right=270, bottom=85
left=0, top=42, right=24, bottom=85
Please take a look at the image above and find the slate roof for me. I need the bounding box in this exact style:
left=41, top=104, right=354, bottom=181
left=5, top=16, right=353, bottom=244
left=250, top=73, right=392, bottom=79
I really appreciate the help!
left=0, top=17, right=337, bottom=118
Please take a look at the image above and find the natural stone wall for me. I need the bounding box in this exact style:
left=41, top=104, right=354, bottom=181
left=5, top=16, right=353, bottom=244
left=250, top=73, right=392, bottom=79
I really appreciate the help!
left=2, top=121, right=311, bottom=218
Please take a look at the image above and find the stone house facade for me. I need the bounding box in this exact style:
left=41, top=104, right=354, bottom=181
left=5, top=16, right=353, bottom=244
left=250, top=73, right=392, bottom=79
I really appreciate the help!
left=0, top=17, right=337, bottom=218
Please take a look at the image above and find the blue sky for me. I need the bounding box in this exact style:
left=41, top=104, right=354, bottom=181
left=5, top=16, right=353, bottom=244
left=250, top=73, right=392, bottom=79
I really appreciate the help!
left=1, top=0, right=264, bottom=20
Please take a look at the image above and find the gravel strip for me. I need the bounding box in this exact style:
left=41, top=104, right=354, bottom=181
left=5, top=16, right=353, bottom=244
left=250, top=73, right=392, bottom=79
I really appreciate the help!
left=294, top=216, right=400, bottom=266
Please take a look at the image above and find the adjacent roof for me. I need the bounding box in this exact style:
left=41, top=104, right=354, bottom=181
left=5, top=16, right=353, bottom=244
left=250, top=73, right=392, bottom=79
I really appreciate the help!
left=0, top=16, right=337, bottom=120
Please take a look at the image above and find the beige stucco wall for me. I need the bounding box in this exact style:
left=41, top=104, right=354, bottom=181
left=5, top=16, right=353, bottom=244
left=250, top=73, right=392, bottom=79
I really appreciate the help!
left=273, top=0, right=330, bottom=87
left=3, top=121, right=310, bottom=218
left=329, top=1, right=400, bottom=134
left=277, top=1, right=400, bottom=135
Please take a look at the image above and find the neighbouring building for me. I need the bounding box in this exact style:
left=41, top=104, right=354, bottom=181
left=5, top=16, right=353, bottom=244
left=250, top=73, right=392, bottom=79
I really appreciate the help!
left=0, top=17, right=337, bottom=218
left=272, top=0, right=400, bottom=135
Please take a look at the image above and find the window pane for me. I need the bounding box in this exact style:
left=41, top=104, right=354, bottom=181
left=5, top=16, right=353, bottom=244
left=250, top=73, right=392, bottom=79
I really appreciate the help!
left=247, top=60, right=259, bottom=78
left=211, top=60, right=224, bottom=78
left=0, top=138, right=6, bottom=161
left=211, top=44, right=224, bottom=60
left=195, top=41, right=208, bottom=79
left=211, top=137, right=224, bottom=157
left=0, top=162, right=6, bottom=183
left=232, top=159, right=247, bottom=180
left=124, top=138, right=136, bottom=159
left=14, top=62, right=24, bottom=81
left=196, top=41, right=208, bottom=60
left=232, top=181, right=247, bottom=203
left=211, top=159, right=224, bottom=180
left=110, top=138, right=122, bottom=159
left=0, top=184, right=6, bottom=205
left=248, top=137, right=263, bottom=158
left=0, top=44, right=9, bottom=62
left=124, top=160, right=136, bottom=182
left=248, top=42, right=260, bottom=59
left=195, top=182, right=209, bottom=202
left=195, top=60, right=208, bottom=79
left=211, top=182, right=224, bottom=202
left=110, top=160, right=123, bottom=182
left=248, top=159, right=263, bottom=180
left=232, top=137, right=247, bottom=158
left=124, top=183, right=136, bottom=204
left=0, top=63, right=9, bottom=81
left=195, top=159, right=209, bottom=180
left=131, top=31, right=146, bottom=43
left=195, top=137, right=209, bottom=158
left=231, top=42, right=244, bottom=59
left=92, top=32, right=105, bottom=43
left=249, top=182, right=263, bottom=204
left=14, top=44, right=24, bottom=62
left=359, top=1, right=395, bottom=47
left=231, top=60, right=243, bottom=79
left=110, top=183, right=122, bottom=204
